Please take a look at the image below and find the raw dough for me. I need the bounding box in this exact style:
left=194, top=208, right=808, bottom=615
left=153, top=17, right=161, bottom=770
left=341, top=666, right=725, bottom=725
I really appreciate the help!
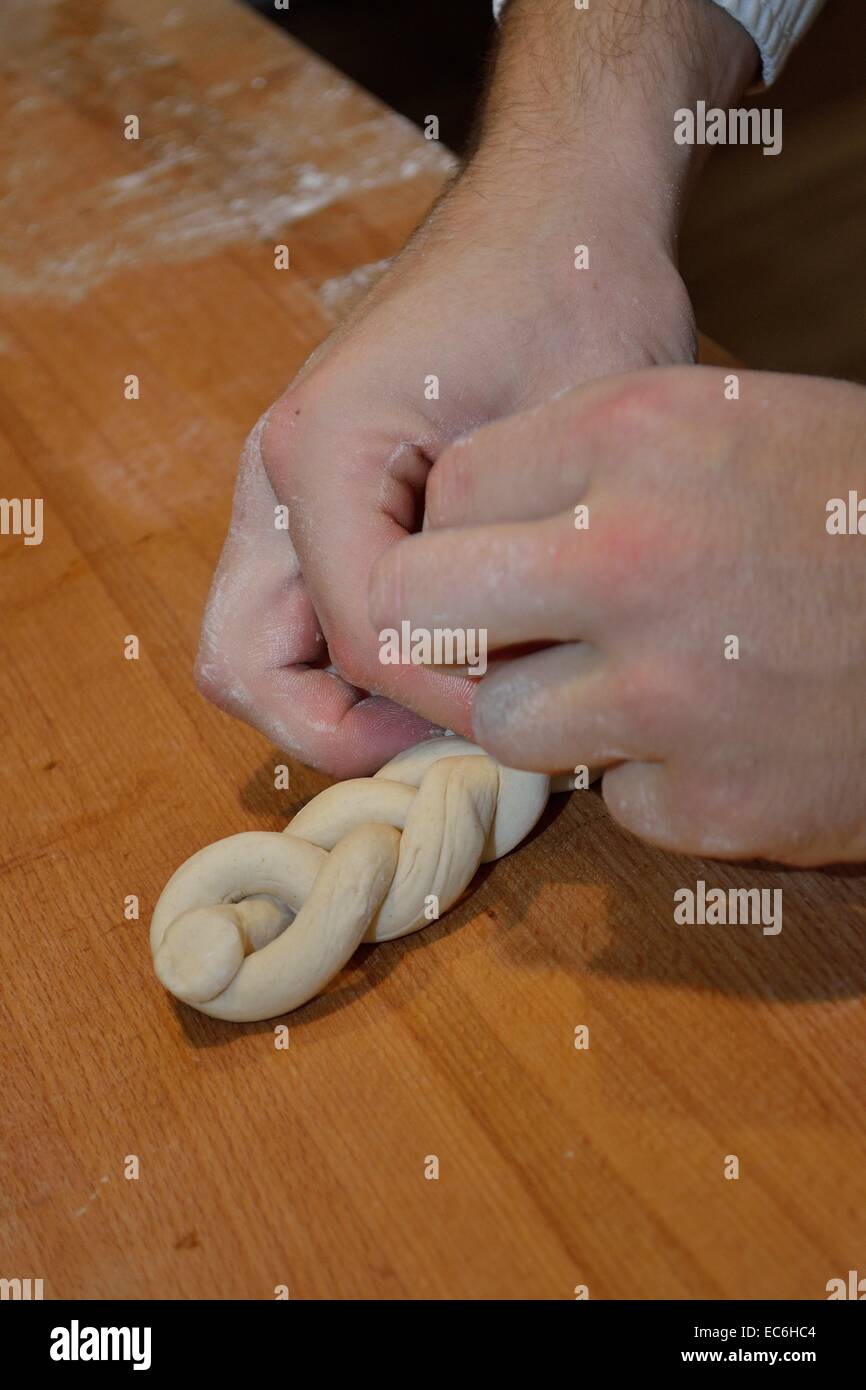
left=150, top=736, right=551, bottom=1023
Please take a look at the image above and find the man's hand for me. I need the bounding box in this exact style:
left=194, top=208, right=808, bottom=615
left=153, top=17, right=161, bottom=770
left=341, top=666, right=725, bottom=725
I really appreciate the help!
left=369, top=368, right=866, bottom=866
left=198, top=0, right=756, bottom=776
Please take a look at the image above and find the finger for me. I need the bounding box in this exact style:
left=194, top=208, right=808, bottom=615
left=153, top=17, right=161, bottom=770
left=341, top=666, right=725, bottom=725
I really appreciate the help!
left=602, top=761, right=786, bottom=861
left=600, top=763, right=683, bottom=850
left=263, top=390, right=477, bottom=739
left=197, top=414, right=441, bottom=776
left=369, top=512, right=609, bottom=651
left=471, top=643, right=657, bottom=773
left=426, top=372, right=630, bottom=530
left=197, top=410, right=323, bottom=679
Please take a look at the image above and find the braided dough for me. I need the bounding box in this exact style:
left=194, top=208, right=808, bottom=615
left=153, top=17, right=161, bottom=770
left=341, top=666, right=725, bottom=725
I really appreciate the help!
left=150, top=736, right=551, bottom=1022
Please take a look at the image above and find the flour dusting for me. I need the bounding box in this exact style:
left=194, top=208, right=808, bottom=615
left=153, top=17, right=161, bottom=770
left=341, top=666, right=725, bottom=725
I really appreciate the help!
left=319, top=258, right=392, bottom=317
left=0, top=1, right=455, bottom=302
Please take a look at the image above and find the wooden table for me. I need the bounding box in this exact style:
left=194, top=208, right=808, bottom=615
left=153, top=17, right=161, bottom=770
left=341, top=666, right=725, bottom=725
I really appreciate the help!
left=1, top=0, right=863, bottom=1302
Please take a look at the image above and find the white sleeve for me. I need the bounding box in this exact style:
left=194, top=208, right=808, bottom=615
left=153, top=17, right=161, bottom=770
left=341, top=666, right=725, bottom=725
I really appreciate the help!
left=491, top=1, right=826, bottom=85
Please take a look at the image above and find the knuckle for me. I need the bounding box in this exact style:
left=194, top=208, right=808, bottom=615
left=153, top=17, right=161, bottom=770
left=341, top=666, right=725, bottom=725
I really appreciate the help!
left=259, top=386, right=310, bottom=486
left=194, top=651, right=233, bottom=708
left=585, top=507, right=667, bottom=608
left=587, top=368, right=700, bottom=447
left=589, top=374, right=668, bottom=440
left=193, top=616, right=250, bottom=714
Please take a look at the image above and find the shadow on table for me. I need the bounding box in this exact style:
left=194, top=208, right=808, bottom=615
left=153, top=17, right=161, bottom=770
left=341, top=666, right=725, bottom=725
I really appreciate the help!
left=172, top=758, right=866, bottom=1051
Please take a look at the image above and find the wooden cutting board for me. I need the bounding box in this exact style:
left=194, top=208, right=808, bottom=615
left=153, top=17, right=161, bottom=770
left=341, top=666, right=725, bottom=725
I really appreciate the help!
left=1, top=0, right=863, bottom=1300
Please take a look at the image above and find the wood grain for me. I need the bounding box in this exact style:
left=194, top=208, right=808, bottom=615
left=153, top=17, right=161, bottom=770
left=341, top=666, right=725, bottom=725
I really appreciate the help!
left=1, top=0, right=863, bottom=1301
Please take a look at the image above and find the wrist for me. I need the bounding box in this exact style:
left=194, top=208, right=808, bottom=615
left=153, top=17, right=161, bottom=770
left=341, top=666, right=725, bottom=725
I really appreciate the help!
left=468, top=0, right=758, bottom=252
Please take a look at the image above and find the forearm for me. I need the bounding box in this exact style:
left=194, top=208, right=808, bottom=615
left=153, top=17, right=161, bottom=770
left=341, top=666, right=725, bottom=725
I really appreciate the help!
left=466, top=0, right=758, bottom=247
